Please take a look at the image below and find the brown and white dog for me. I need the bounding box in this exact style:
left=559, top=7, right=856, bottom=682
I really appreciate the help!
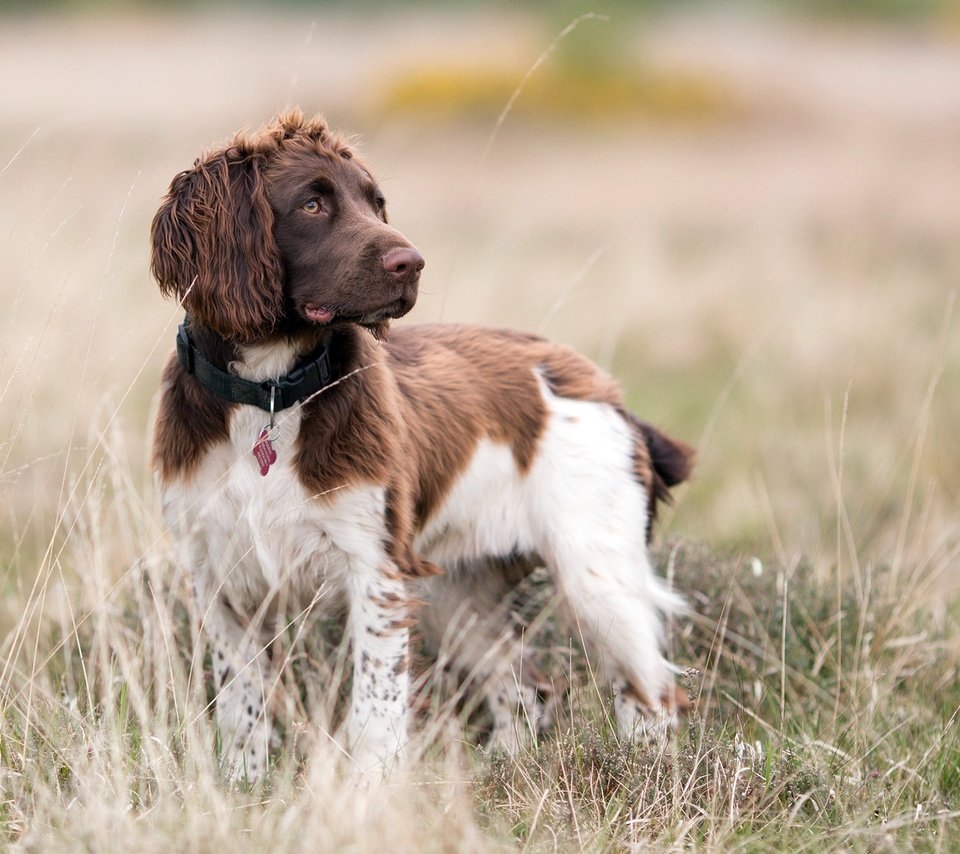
left=151, top=111, right=693, bottom=782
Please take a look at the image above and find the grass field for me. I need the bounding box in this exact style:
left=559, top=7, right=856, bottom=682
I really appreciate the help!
left=1, top=5, right=959, bottom=850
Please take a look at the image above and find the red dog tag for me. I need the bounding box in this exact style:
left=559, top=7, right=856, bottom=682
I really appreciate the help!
left=252, top=427, right=278, bottom=476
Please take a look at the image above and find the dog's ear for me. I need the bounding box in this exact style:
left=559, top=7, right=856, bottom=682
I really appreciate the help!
left=151, top=149, right=283, bottom=341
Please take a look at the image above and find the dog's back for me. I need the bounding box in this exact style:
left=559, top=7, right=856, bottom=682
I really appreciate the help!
left=386, top=323, right=693, bottom=542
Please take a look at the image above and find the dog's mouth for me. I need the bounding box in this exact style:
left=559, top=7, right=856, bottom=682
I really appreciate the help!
left=302, top=299, right=411, bottom=328
left=303, top=304, right=335, bottom=324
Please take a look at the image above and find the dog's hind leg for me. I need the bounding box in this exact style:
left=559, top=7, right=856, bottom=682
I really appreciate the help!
left=418, top=560, right=558, bottom=753
left=529, top=390, right=685, bottom=740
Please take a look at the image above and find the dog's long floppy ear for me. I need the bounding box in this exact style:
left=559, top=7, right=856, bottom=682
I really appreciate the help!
left=150, top=148, right=284, bottom=341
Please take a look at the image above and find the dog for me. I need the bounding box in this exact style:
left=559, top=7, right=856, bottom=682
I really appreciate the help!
left=150, top=110, right=693, bottom=782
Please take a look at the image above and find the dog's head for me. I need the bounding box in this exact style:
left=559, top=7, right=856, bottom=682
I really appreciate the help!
left=150, top=111, right=423, bottom=343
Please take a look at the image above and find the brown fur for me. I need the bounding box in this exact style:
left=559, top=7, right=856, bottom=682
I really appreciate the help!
left=153, top=325, right=235, bottom=483
left=151, top=111, right=697, bottom=767
left=387, top=324, right=692, bottom=541
left=150, top=108, right=693, bottom=585
left=151, top=150, right=285, bottom=343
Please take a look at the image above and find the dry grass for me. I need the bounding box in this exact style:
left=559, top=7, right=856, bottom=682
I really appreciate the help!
left=1, top=6, right=959, bottom=850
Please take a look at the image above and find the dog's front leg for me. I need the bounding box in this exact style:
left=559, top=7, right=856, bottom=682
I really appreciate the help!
left=345, top=564, right=411, bottom=780
left=202, top=594, right=276, bottom=783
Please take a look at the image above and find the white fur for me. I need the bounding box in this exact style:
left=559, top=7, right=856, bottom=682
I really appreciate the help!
left=162, top=343, right=411, bottom=781
left=236, top=340, right=303, bottom=383
left=416, top=374, right=682, bottom=740
left=416, top=439, right=535, bottom=564
left=164, top=357, right=681, bottom=780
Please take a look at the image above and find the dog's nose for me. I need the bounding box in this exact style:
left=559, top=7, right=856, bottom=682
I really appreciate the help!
left=382, top=246, right=425, bottom=282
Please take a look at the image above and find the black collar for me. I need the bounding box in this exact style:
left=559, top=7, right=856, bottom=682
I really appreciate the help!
left=175, top=318, right=334, bottom=413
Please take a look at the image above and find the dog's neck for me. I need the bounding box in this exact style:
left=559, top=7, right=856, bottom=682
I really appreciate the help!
left=185, top=321, right=331, bottom=384
left=182, top=319, right=385, bottom=407
left=185, top=322, right=240, bottom=374
left=235, top=338, right=312, bottom=383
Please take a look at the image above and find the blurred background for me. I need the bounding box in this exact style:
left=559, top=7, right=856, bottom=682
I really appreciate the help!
left=1, top=0, right=958, bottom=583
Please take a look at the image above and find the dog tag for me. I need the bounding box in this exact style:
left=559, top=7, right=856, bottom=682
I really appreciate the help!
left=252, top=427, right=278, bottom=476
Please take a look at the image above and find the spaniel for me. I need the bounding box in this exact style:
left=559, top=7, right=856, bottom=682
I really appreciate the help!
left=150, top=111, right=693, bottom=782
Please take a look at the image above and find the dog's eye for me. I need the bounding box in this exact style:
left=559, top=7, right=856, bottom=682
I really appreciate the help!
left=302, top=198, right=322, bottom=214
left=375, top=195, right=386, bottom=210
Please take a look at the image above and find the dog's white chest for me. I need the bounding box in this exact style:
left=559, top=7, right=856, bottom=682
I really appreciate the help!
left=164, top=405, right=385, bottom=615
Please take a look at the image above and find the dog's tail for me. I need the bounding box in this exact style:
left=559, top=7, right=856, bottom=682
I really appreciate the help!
left=624, top=414, right=695, bottom=541
left=637, top=419, right=694, bottom=498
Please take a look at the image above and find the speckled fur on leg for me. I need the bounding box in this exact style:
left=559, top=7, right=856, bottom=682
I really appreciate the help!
left=205, top=598, right=276, bottom=783
left=345, top=565, right=411, bottom=779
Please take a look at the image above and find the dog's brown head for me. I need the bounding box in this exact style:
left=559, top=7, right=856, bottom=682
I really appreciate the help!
left=151, top=110, right=423, bottom=343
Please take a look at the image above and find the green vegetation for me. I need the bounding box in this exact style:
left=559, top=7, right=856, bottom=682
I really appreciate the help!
left=2, top=502, right=957, bottom=848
